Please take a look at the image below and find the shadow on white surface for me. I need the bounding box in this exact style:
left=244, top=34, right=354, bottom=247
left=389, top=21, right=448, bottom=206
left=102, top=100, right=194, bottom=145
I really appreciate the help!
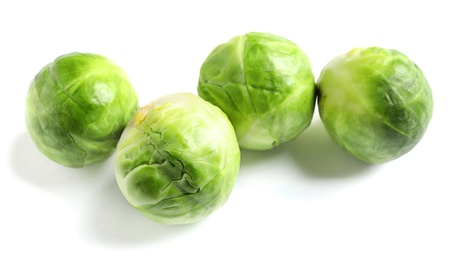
left=83, top=177, right=200, bottom=245
left=9, top=132, right=197, bottom=245
left=241, top=120, right=375, bottom=179
left=9, top=132, right=108, bottom=188
left=287, top=120, right=374, bottom=178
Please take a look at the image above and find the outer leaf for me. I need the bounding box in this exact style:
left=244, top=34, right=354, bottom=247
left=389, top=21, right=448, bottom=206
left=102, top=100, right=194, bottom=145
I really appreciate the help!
left=317, top=47, right=433, bottom=163
left=115, top=93, right=240, bottom=224
left=25, top=53, right=138, bottom=167
left=198, top=32, right=315, bottom=150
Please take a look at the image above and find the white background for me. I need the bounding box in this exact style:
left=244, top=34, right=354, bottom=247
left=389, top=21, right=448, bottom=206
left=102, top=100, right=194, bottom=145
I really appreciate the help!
left=1, top=0, right=455, bottom=259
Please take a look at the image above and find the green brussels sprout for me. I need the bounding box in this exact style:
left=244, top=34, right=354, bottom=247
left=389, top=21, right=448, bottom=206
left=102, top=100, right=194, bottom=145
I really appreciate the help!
left=25, top=52, right=139, bottom=168
left=198, top=32, right=316, bottom=150
left=317, top=47, right=433, bottom=164
left=115, top=93, right=241, bottom=225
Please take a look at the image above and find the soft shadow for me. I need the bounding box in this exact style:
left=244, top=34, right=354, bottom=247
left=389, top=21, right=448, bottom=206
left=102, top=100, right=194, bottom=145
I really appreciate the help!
left=82, top=178, right=199, bottom=245
left=240, top=146, right=285, bottom=167
left=239, top=121, right=377, bottom=179
left=10, top=132, right=197, bottom=245
left=284, top=121, right=375, bottom=178
left=9, top=132, right=109, bottom=189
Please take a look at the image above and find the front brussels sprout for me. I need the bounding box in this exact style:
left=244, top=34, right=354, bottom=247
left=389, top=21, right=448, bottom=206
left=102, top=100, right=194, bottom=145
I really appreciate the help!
left=198, top=32, right=316, bottom=150
left=317, top=47, right=433, bottom=164
left=25, top=53, right=139, bottom=168
left=115, top=93, right=240, bottom=225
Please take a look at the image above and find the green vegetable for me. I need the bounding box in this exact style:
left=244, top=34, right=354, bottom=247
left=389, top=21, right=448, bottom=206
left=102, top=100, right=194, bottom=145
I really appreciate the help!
left=317, top=47, right=433, bottom=164
left=25, top=52, right=138, bottom=168
left=198, top=32, right=316, bottom=150
left=115, top=93, right=240, bottom=225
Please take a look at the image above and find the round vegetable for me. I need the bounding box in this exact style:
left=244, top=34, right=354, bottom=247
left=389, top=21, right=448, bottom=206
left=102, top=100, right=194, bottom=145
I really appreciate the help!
left=317, top=47, right=433, bottom=164
left=198, top=32, right=316, bottom=150
left=115, top=93, right=240, bottom=225
left=25, top=52, right=138, bottom=168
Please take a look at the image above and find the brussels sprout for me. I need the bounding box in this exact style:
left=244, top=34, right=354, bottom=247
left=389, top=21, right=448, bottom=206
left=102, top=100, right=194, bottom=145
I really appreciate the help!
left=198, top=32, right=316, bottom=150
left=317, top=47, right=433, bottom=164
left=25, top=53, right=139, bottom=168
left=115, top=93, right=240, bottom=225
